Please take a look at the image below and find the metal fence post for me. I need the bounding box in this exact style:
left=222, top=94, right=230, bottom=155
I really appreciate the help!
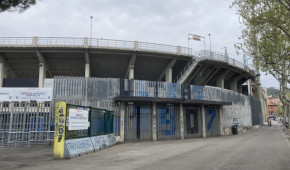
left=8, top=102, right=13, bottom=147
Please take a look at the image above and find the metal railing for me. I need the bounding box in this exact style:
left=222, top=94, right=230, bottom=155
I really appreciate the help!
left=37, top=37, right=84, bottom=46
left=175, top=57, right=197, bottom=82
left=0, top=37, right=33, bottom=46
left=138, top=41, right=178, bottom=54
left=0, top=37, right=254, bottom=74
left=89, top=38, right=135, bottom=49
left=175, top=50, right=255, bottom=83
left=0, top=102, right=52, bottom=147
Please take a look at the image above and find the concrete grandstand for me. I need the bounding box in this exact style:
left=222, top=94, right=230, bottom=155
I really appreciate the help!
left=0, top=37, right=262, bottom=143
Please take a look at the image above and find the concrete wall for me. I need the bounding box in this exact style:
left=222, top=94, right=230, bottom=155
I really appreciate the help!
left=203, top=86, right=252, bottom=128
left=53, top=77, right=259, bottom=139
left=64, top=134, right=117, bottom=159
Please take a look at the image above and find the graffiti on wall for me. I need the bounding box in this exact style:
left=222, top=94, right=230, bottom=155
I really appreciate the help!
left=192, top=86, right=203, bottom=100
left=66, top=137, right=94, bottom=156
left=53, top=102, right=67, bottom=159
left=206, top=110, right=216, bottom=131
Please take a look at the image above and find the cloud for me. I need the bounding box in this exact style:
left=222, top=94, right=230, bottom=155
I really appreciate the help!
left=0, top=0, right=279, bottom=88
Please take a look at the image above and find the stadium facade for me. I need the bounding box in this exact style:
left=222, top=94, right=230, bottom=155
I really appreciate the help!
left=0, top=37, right=262, bottom=143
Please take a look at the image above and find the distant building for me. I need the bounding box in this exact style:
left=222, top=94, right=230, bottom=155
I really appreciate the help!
left=267, top=95, right=283, bottom=116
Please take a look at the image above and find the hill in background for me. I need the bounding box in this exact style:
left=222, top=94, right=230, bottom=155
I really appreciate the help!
left=267, top=87, right=280, bottom=96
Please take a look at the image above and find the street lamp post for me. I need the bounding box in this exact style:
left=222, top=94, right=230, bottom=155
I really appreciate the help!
left=90, top=16, right=93, bottom=39
left=208, top=34, right=211, bottom=51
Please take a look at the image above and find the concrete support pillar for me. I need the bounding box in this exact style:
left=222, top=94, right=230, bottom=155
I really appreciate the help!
left=152, top=102, right=157, bottom=141
left=230, top=80, right=238, bottom=92
left=217, top=77, right=224, bottom=89
left=85, top=63, right=90, bottom=78
left=238, top=84, right=243, bottom=93
left=165, top=68, right=172, bottom=82
left=201, top=104, right=206, bottom=138
left=129, top=66, right=134, bottom=79
left=38, top=63, right=46, bottom=88
left=219, top=106, right=223, bottom=136
left=84, top=49, right=90, bottom=78
left=0, top=62, right=4, bottom=87
left=126, top=55, right=136, bottom=79
left=120, top=102, right=125, bottom=142
left=179, top=103, right=184, bottom=139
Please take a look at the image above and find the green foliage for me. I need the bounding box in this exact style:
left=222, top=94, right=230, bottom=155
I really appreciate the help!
left=0, top=0, right=37, bottom=13
left=231, top=0, right=289, bottom=107
left=267, top=87, right=280, bottom=96
left=276, top=105, right=283, bottom=116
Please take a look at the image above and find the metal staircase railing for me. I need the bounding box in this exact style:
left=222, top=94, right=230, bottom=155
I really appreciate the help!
left=175, top=50, right=256, bottom=84
left=174, top=57, right=197, bottom=83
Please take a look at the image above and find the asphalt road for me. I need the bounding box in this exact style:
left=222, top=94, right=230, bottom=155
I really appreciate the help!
left=1, top=121, right=290, bottom=170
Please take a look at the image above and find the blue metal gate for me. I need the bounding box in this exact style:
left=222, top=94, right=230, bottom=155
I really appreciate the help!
left=125, top=103, right=152, bottom=141
left=184, top=106, right=202, bottom=138
left=205, top=108, right=220, bottom=137
left=157, top=104, right=179, bottom=139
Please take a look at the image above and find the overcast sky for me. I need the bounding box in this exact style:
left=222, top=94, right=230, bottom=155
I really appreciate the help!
left=0, top=0, right=280, bottom=89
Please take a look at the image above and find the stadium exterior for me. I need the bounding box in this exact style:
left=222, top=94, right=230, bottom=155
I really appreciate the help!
left=0, top=37, right=262, bottom=143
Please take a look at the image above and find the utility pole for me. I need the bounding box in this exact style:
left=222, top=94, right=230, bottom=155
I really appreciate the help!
left=256, top=68, right=264, bottom=125
left=208, top=34, right=211, bottom=51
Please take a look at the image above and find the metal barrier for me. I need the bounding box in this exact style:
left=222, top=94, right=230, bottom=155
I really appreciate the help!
left=0, top=37, right=33, bottom=46
left=157, top=104, right=180, bottom=140
left=138, top=41, right=178, bottom=54
left=0, top=102, right=52, bottom=147
left=89, top=38, right=135, bottom=49
left=53, top=77, right=120, bottom=136
left=125, top=104, right=152, bottom=141
left=37, top=37, right=84, bottom=46
left=64, top=104, right=114, bottom=140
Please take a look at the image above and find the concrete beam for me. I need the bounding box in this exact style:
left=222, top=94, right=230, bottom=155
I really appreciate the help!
left=157, top=58, right=177, bottom=82
left=125, top=54, right=136, bottom=79
left=179, top=103, right=184, bottom=139
left=35, top=49, right=52, bottom=78
left=186, top=64, right=203, bottom=84
left=152, top=102, right=157, bottom=141
left=199, top=67, right=220, bottom=86
left=38, top=63, right=46, bottom=88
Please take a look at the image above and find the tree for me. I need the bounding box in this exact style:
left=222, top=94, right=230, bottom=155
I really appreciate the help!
left=276, top=105, right=283, bottom=116
left=231, top=0, right=289, bottom=127
left=0, top=0, right=37, bottom=13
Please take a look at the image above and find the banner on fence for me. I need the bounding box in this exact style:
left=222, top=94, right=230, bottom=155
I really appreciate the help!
left=0, top=88, right=53, bottom=101
left=68, top=108, right=89, bottom=130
